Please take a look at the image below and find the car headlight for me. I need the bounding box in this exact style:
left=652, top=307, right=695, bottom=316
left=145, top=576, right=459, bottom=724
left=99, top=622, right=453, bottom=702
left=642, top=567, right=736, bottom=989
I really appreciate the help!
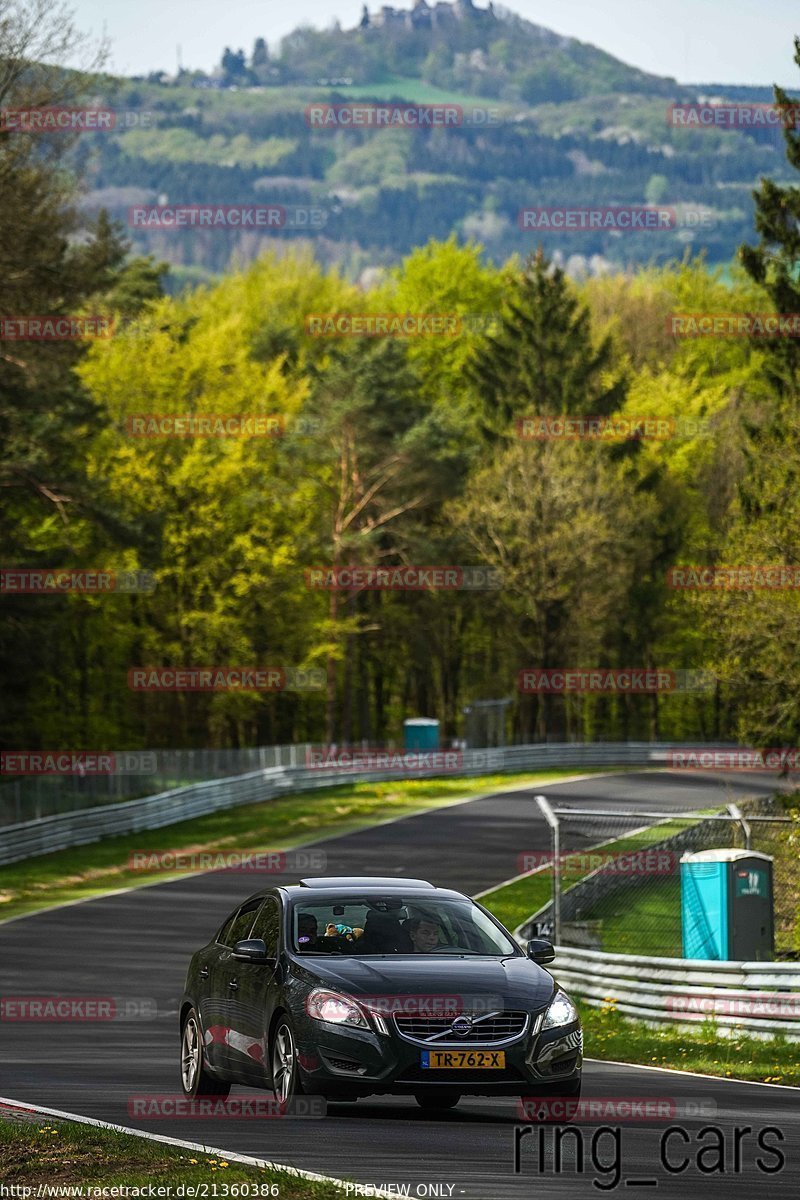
left=305, top=987, right=369, bottom=1029
left=543, top=989, right=579, bottom=1029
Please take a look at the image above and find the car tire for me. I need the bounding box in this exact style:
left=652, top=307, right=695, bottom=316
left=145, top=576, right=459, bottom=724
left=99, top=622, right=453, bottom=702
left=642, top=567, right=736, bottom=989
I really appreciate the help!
left=180, top=1008, right=230, bottom=1098
left=271, top=1017, right=305, bottom=1109
left=414, top=1091, right=461, bottom=1110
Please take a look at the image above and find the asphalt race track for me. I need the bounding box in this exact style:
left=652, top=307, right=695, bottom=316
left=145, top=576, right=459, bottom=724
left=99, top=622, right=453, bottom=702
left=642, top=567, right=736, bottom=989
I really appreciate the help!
left=1, top=769, right=797, bottom=1198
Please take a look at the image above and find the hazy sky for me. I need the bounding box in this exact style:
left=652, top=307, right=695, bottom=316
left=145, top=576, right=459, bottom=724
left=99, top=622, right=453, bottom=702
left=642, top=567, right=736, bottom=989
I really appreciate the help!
left=70, top=0, right=798, bottom=86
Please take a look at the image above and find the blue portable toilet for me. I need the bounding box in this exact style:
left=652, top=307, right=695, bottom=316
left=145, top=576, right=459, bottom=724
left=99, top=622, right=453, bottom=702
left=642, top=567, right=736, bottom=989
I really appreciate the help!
left=680, top=849, right=774, bottom=961
left=403, top=718, right=440, bottom=752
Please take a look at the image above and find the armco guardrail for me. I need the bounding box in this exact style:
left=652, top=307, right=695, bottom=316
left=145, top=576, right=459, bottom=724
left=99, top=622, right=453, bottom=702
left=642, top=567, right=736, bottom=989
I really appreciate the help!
left=0, top=741, right=687, bottom=866
left=542, top=946, right=800, bottom=1040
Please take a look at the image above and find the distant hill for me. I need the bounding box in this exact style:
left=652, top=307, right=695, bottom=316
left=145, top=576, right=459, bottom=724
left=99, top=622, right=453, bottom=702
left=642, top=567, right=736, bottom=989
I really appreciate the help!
left=81, top=2, right=793, bottom=287
left=261, top=1, right=678, bottom=103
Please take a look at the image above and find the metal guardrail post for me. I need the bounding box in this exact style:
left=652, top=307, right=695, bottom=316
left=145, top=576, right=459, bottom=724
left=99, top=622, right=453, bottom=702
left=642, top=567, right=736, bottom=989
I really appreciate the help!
left=727, top=802, right=752, bottom=850
left=535, top=794, right=561, bottom=946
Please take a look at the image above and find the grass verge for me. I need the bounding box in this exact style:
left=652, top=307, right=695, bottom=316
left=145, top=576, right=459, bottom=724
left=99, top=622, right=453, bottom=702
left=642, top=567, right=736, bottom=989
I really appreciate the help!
left=0, top=1112, right=342, bottom=1193
left=478, top=816, right=694, bottom=934
left=592, top=877, right=681, bottom=957
left=0, top=769, right=605, bottom=924
left=579, top=998, right=799, bottom=1086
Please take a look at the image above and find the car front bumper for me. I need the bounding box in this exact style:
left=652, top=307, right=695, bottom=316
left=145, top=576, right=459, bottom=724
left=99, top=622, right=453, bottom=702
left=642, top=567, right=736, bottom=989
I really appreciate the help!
left=293, top=1010, right=582, bottom=1098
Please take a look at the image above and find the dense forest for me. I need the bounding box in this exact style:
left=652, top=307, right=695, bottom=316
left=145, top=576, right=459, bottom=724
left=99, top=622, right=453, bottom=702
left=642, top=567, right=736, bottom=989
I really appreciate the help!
left=1, top=9, right=799, bottom=754
left=85, top=75, right=781, bottom=283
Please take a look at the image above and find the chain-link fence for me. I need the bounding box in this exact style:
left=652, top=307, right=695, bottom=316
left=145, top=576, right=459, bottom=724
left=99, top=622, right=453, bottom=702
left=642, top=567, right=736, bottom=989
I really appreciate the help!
left=0, top=744, right=315, bottom=826
left=519, top=794, right=798, bottom=961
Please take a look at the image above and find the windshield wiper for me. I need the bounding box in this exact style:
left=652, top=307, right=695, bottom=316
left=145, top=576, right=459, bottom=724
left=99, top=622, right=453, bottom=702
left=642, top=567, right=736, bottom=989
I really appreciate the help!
left=429, top=947, right=481, bottom=955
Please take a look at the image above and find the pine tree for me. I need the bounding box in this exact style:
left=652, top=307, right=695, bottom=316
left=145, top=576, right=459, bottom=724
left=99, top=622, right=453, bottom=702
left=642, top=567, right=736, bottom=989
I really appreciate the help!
left=736, top=40, right=800, bottom=525
left=465, top=249, right=627, bottom=437
left=739, top=37, right=800, bottom=394
left=0, top=3, right=166, bottom=746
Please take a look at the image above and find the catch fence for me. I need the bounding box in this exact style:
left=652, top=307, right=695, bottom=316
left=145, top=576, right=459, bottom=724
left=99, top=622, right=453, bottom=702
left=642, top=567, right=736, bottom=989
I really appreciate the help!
left=518, top=795, right=796, bottom=960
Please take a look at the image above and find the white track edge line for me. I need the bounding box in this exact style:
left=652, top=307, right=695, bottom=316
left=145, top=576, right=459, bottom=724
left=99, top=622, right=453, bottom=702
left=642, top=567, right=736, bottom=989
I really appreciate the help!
left=0, top=1094, right=391, bottom=1195
left=584, top=1058, right=799, bottom=1090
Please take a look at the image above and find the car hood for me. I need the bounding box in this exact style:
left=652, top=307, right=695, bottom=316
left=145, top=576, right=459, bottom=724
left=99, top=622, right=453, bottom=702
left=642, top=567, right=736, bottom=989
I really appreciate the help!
left=295, top=954, right=555, bottom=1012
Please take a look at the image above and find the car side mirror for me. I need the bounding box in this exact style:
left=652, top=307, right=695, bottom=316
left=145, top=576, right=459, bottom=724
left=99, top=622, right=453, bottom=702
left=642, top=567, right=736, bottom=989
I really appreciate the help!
left=527, top=937, right=555, bottom=964
left=233, top=938, right=271, bottom=963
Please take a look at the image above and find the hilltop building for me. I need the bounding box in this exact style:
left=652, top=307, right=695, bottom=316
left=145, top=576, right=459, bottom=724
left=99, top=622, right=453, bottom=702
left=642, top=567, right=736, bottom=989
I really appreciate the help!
left=358, top=0, right=496, bottom=31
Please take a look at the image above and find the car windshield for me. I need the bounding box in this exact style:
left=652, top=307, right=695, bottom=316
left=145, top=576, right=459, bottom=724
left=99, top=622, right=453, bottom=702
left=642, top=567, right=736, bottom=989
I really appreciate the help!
left=290, top=894, right=517, bottom=956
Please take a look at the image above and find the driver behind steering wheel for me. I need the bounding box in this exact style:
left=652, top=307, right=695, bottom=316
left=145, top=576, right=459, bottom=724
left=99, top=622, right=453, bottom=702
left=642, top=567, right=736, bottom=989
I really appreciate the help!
left=406, top=916, right=444, bottom=953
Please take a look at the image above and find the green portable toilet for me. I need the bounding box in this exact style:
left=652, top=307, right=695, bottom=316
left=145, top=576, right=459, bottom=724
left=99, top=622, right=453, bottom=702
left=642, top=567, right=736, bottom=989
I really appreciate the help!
left=403, top=718, right=440, bottom=751
left=680, top=848, right=774, bottom=961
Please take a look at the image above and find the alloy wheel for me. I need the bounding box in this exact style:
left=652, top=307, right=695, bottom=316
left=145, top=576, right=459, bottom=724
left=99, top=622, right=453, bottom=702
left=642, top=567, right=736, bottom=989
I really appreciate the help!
left=272, top=1023, right=296, bottom=1105
left=181, top=1015, right=200, bottom=1094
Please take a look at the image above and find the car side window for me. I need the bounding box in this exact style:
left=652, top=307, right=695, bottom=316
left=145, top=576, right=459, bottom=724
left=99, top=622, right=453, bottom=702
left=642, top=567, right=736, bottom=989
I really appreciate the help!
left=220, top=901, right=261, bottom=947
left=249, top=898, right=280, bottom=957
left=216, top=910, right=238, bottom=945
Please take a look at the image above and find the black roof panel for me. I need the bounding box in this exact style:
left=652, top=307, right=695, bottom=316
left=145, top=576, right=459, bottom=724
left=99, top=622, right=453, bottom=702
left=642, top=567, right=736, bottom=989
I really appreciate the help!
left=298, top=875, right=435, bottom=889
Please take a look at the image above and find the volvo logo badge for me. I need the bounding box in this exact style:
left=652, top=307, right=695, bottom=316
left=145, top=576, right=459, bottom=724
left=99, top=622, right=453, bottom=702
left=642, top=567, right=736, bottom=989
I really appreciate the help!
left=450, top=1015, right=473, bottom=1038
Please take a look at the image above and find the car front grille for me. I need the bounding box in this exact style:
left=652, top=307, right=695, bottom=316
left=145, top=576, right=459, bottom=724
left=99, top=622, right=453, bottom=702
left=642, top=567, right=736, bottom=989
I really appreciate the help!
left=394, top=1010, right=530, bottom=1046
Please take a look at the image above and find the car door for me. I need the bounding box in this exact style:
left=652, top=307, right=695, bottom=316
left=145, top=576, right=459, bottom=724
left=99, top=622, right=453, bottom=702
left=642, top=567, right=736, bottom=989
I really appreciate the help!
left=224, top=895, right=282, bottom=1084
left=203, top=898, right=263, bottom=1076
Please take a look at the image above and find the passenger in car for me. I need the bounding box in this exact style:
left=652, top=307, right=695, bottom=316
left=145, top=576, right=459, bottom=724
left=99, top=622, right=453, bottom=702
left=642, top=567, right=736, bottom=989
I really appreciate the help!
left=296, top=913, right=324, bottom=951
